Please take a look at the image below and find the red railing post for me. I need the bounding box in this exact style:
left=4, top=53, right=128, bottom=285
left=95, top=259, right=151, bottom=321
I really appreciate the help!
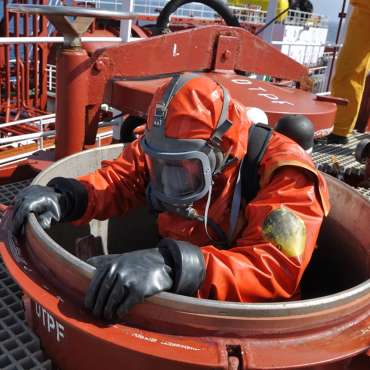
left=24, top=9, right=31, bottom=108
left=15, top=12, right=21, bottom=112
left=4, top=1, right=11, bottom=122
left=39, top=0, right=49, bottom=111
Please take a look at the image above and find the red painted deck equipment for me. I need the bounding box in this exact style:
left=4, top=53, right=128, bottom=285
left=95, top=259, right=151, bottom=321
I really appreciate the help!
left=0, top=4, right=368, bottom=370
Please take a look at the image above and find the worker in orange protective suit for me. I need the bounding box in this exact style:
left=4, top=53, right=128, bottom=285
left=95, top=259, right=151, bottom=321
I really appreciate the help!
left=12, top=74, right=330, bottom=321
left=327, top=0, right=370, bottom=144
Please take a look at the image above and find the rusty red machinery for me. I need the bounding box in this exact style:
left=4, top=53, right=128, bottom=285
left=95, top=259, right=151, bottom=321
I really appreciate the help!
left=0, top=0, right=260, bottom=127
left=0, top=4, right=368, bottom=370
left=57, top=25, right=339, bottom=158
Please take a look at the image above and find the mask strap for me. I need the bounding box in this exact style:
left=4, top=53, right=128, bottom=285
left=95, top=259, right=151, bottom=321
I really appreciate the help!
left=153, top=73, right=200, bottom=128
left=203, top=182, right=213, bottom=242
left=208, top=86, right=232, bottom=148
left=202, top=183, right=227, bottom=247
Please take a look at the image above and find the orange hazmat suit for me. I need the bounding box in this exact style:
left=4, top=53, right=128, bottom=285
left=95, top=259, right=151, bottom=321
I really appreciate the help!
left=74, top=76, right=330, bottom=302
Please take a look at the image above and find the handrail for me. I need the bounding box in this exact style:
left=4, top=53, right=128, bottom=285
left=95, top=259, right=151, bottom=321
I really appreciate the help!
left=0, top=131, right=56, bottom=146
left=7, top=4, right=146, bottom=21
left=0, top=114, right=56, bottom=129
left=0, top=36, right=124, bottom=45
left=271, top=41, right=326, bottom=46
left=47, top=64, right=57, bottom=95
left=0, top=113, right=116, bottom=149
left=0, top=149, right=55, bottom=166
left=7, top=2, right=328, bottom=28
left=0, top=129, right=114, bottom=167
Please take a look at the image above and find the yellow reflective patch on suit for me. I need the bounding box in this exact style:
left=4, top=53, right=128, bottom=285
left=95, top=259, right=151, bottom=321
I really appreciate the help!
left=262, top=207, right=306, bottom=257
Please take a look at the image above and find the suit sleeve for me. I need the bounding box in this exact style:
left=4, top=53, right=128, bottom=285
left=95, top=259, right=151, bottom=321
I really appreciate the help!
left=73, top=139, right=149, bottom=225
left=198, top=166, right=325, bottom=302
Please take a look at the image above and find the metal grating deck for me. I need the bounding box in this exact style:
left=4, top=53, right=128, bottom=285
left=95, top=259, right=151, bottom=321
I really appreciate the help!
left=313, top=131, right=370, bottom=200
left=313, top=131, right=368, bottom=169
left=0, top=180, right=32, bottom=207
left=0, top=180, right=53, bottom=369
left=356, top=187, right=370, bottom=199
left=0, top=258, right=53, bottom=370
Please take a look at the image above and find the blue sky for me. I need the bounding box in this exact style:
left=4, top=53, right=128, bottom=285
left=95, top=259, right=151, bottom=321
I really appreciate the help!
left=311, top=0, right=348, bottom=21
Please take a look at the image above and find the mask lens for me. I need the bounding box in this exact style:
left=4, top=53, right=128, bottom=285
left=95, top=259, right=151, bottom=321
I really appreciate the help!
left=147, top=157, right=205, bottom=198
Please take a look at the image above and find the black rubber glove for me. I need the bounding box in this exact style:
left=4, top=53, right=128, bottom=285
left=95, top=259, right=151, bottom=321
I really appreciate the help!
left=12, top=177, right=88, bottom=235
left=85, top=239, right=205, bottom=321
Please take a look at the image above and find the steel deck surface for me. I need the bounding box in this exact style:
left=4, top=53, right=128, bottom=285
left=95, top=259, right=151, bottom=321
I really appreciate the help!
left=0, top=257, right=52, bottom=369
left=313, top=131, right=370, bottom=199
left=0, top=180, right=32, bottom=207
left=0, top=134, right=368, bottom=369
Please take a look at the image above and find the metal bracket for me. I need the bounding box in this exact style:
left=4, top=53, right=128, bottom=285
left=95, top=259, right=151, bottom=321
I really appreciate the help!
left=48, top=15, right=94, bottom=48
left=213, top=35, right=239, bottom=72
left=6, top=4, right=141, bottom=48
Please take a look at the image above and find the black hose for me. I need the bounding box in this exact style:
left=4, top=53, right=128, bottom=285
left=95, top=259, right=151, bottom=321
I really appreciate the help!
left=180, top=207, right=228, bottom=247
left=156, top=0, right=241, bottom=35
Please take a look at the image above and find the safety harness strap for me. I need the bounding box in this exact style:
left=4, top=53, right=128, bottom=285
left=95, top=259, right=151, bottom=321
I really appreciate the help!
left=228, top=123, right=273, bottom=244
left=241, top=123, right=273, bottom=203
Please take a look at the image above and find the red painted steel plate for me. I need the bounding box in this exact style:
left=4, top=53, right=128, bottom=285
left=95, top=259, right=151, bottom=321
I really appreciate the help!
left=0, top=241, right=225, bottom=370
left=111, top=73, right=336, bottom=137
left=0, top=234, right=369, bottom=370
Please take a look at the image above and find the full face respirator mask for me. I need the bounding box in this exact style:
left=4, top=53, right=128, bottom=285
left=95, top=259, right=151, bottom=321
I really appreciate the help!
left=140, top=73, right=233, bottom=219
left=141, top=73, right=231, bottom=212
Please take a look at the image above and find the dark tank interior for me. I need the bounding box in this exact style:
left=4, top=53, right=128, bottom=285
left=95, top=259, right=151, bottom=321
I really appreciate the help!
left=46, top=202, right=369, bottom=300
